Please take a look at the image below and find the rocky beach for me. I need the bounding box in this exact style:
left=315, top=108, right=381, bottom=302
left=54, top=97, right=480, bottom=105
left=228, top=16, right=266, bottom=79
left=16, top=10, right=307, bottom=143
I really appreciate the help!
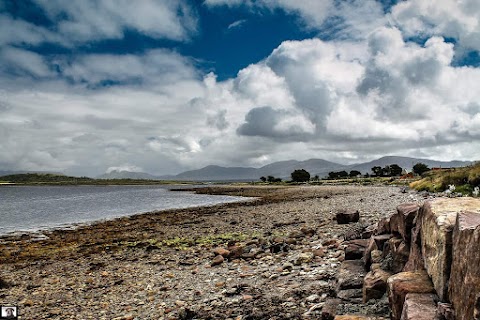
left=0, top=185, right=420, bottom=319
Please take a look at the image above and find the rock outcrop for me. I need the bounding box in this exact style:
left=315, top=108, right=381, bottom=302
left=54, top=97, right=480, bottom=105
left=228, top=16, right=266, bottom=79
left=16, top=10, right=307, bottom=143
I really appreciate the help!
left=449, top=210, right=480, bottom=319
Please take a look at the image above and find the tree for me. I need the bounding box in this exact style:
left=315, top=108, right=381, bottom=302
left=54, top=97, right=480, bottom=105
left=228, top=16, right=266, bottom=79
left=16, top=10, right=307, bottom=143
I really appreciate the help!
left=267, top=175, right=275, bottom=183
left=413, top=163, right=430, bottom=175
left=389, top=164, right=403, bottom=176
left=291, top=169, right=310, bottom=182
left=349, top=170, right=362, bottom=178
left=371, top=166, right=383, bottom=177
left=313, top=175, right=319, bottom=181
left=260, top=176, right=266, bottom=182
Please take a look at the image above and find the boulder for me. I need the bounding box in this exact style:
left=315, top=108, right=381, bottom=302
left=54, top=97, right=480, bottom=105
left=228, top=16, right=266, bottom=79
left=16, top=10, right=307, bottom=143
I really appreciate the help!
left=387, top=271, right=435, bottom=320
left=419, top=199, right=459, bottom=301
left=321, top=298, right=341, bottom=320
left=400, top=293, right=437, bottom=320
left=376, top=217, right=391, bottom=235
left=364, top=234, right=392, bottom=269
left=390, top=203, right=420, bottom=243
left=337, top=260, right=366, bottom=291
left=403, top=222, right=424, bottom=272
left=363, top=269, right=392, bottom=302
left=212, top=247, right=230, bottom=258
left=336, top=209, right=360, bottom=224
left=448, top=206, right=480, bottom=320
left=344, top=239, right=369, bottom=260
left=211, top=255, right=224, bottom=266
left=385, top=238, right=410, bottom=274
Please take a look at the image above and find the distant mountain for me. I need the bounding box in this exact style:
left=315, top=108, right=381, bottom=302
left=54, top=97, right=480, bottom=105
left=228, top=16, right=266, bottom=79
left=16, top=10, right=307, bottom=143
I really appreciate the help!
left=165, top=156, right=474, bottom=181
left=175, top=165, right=258, bottom=181
left=344, top=156, right=473, bottom=175
left=97, top=170, right=161, bottom=180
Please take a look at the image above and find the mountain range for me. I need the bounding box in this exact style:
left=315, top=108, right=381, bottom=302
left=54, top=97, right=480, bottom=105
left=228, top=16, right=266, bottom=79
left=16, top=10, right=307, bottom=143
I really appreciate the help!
left=98, top=156, right=474, bottom=181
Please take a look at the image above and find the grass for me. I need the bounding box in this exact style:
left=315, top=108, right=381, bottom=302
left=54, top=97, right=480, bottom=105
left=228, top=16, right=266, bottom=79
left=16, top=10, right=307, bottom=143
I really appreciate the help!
left=409, top=163, right=480, bottom=195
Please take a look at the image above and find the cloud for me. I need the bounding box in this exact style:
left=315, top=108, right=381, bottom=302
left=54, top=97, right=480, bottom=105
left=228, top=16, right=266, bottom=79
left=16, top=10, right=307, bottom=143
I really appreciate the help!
left=237, top=106, right=315, bottom=142
left=0, top=0, right=479, bottom=176
left=391, top=0, right=480, bottom=52
left=0, top=0, right=197, bottom=48
left=227, top=19, right=246, bottom=30
left=106, top=165, right=144, bottom=173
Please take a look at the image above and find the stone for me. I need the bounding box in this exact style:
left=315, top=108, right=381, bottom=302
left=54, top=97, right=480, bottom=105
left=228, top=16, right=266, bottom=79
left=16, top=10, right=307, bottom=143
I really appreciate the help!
left=387, top=271, right=435, bottom=320
left=336, top=288, right=363, bottom=303
left=448, top=206, right=480, bottom=320
left=336, top=260, right=366, bottom=291
left=420, top=198, right=471, bottom=301
left=336, top=209, right=360, bottom=224
left=364, top=235, right=392, bottom=269
left=321, top=298, right=341, bottom=320
left=370, top=250, right=383, bottom=264
left=289, top=230, right=306, bottom=238
left=227, top=245, right=245, bottom=259
left=211, top=255, right=224, bottom=266
left=390, top=203, right=420, bottom=243
left=435, top=302, right=455, bottom=320
left=213, top=247, right=230, bottom=258
left=300, top=227, right=316, bottom=237
left=334, top=316, right=372, bottom=320
left=376, top=217, right=391, bottom=235
left=294, top=252, right=314, bottom=265
left=385, top=238, right=410, bottom=274
left=344, top=239, right=369, bottom=260
left=400, top=293, right=437, bottom=320
left=403, top=222, right=424, bottom=272
left=363, top=269, right=392, bottom=303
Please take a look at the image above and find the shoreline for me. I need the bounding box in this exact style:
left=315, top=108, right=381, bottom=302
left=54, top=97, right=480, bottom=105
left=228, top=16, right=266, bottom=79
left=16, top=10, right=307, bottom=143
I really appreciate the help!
left=0, top=185, right=420, bottom=319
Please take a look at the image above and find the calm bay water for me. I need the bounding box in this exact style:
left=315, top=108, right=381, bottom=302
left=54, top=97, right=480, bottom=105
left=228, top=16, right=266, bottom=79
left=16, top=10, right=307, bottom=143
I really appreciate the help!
left=0, top=185, right=249, bottom=235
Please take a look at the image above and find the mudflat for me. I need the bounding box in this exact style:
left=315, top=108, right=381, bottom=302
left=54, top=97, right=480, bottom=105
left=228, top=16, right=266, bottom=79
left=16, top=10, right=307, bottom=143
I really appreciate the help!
left=0, top=185, right=419, bottom=319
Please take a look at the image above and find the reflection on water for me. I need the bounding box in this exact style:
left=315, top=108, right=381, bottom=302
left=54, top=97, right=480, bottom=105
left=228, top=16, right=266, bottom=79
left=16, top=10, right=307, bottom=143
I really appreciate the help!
left=0, top=185, right=249, bottom=235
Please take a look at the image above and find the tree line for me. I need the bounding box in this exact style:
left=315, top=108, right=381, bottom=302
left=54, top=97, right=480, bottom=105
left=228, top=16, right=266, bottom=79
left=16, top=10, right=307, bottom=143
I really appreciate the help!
left=260, top=162, right=431, bottom=183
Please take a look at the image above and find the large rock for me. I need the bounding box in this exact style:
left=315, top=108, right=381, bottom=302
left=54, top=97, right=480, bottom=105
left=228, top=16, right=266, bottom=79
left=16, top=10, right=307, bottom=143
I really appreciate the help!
left=336, top=209, right=360, bottom=224
left=403, top=222, right=424, bottom=272
left=363, top=269, right=392, bottom=302
left=390, top=203, right=420, bottom=242
left=387, top=271, right=435, bottom=320
left=322, top=298, right=341, bottom=320
left=364, top=234, right=393, bottom=269
left=344, top=239, right=369, bottom=260
left=386, top=238, right=410, bottom=274
left=435, top=302, right=455, bottom=320
left=400, top=293, right=437, bottom=320
left=419, top=199, right=460, bottom=301
left=337, top=260, right=366, bottom=291
left=448, top=205, right=480, bottom=320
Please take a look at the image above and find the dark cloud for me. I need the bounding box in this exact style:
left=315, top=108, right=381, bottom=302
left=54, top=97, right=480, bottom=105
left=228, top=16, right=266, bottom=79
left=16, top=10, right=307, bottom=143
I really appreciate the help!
left=237, top=106, right=314, bottom=142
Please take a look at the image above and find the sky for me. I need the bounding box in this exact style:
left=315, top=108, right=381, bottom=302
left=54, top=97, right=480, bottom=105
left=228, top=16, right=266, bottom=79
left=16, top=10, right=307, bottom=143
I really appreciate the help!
left=1, top=0, right=480, bottom=177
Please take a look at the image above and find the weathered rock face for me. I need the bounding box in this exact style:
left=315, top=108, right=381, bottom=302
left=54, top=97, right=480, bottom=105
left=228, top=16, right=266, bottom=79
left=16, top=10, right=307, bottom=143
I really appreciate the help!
left=403, top=222, right=424, bottom=272
left=400, top=293, right=437, bottom=320
left=336, top=210, right=360, bottom=224
left=387, top=238, right=410, bottom=274
left=448, top=207, right=480, bottom=320
left=387, top=271, right=435, bottom=320
left=363, top=269, right=392, bottom=302
left=419, top=199, right=459, bottom=301
left=435, top=302, right=455, bottom=320
left=375, top=217, right=391, bottom=235
left=390, top=203, right=420, bottom=243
